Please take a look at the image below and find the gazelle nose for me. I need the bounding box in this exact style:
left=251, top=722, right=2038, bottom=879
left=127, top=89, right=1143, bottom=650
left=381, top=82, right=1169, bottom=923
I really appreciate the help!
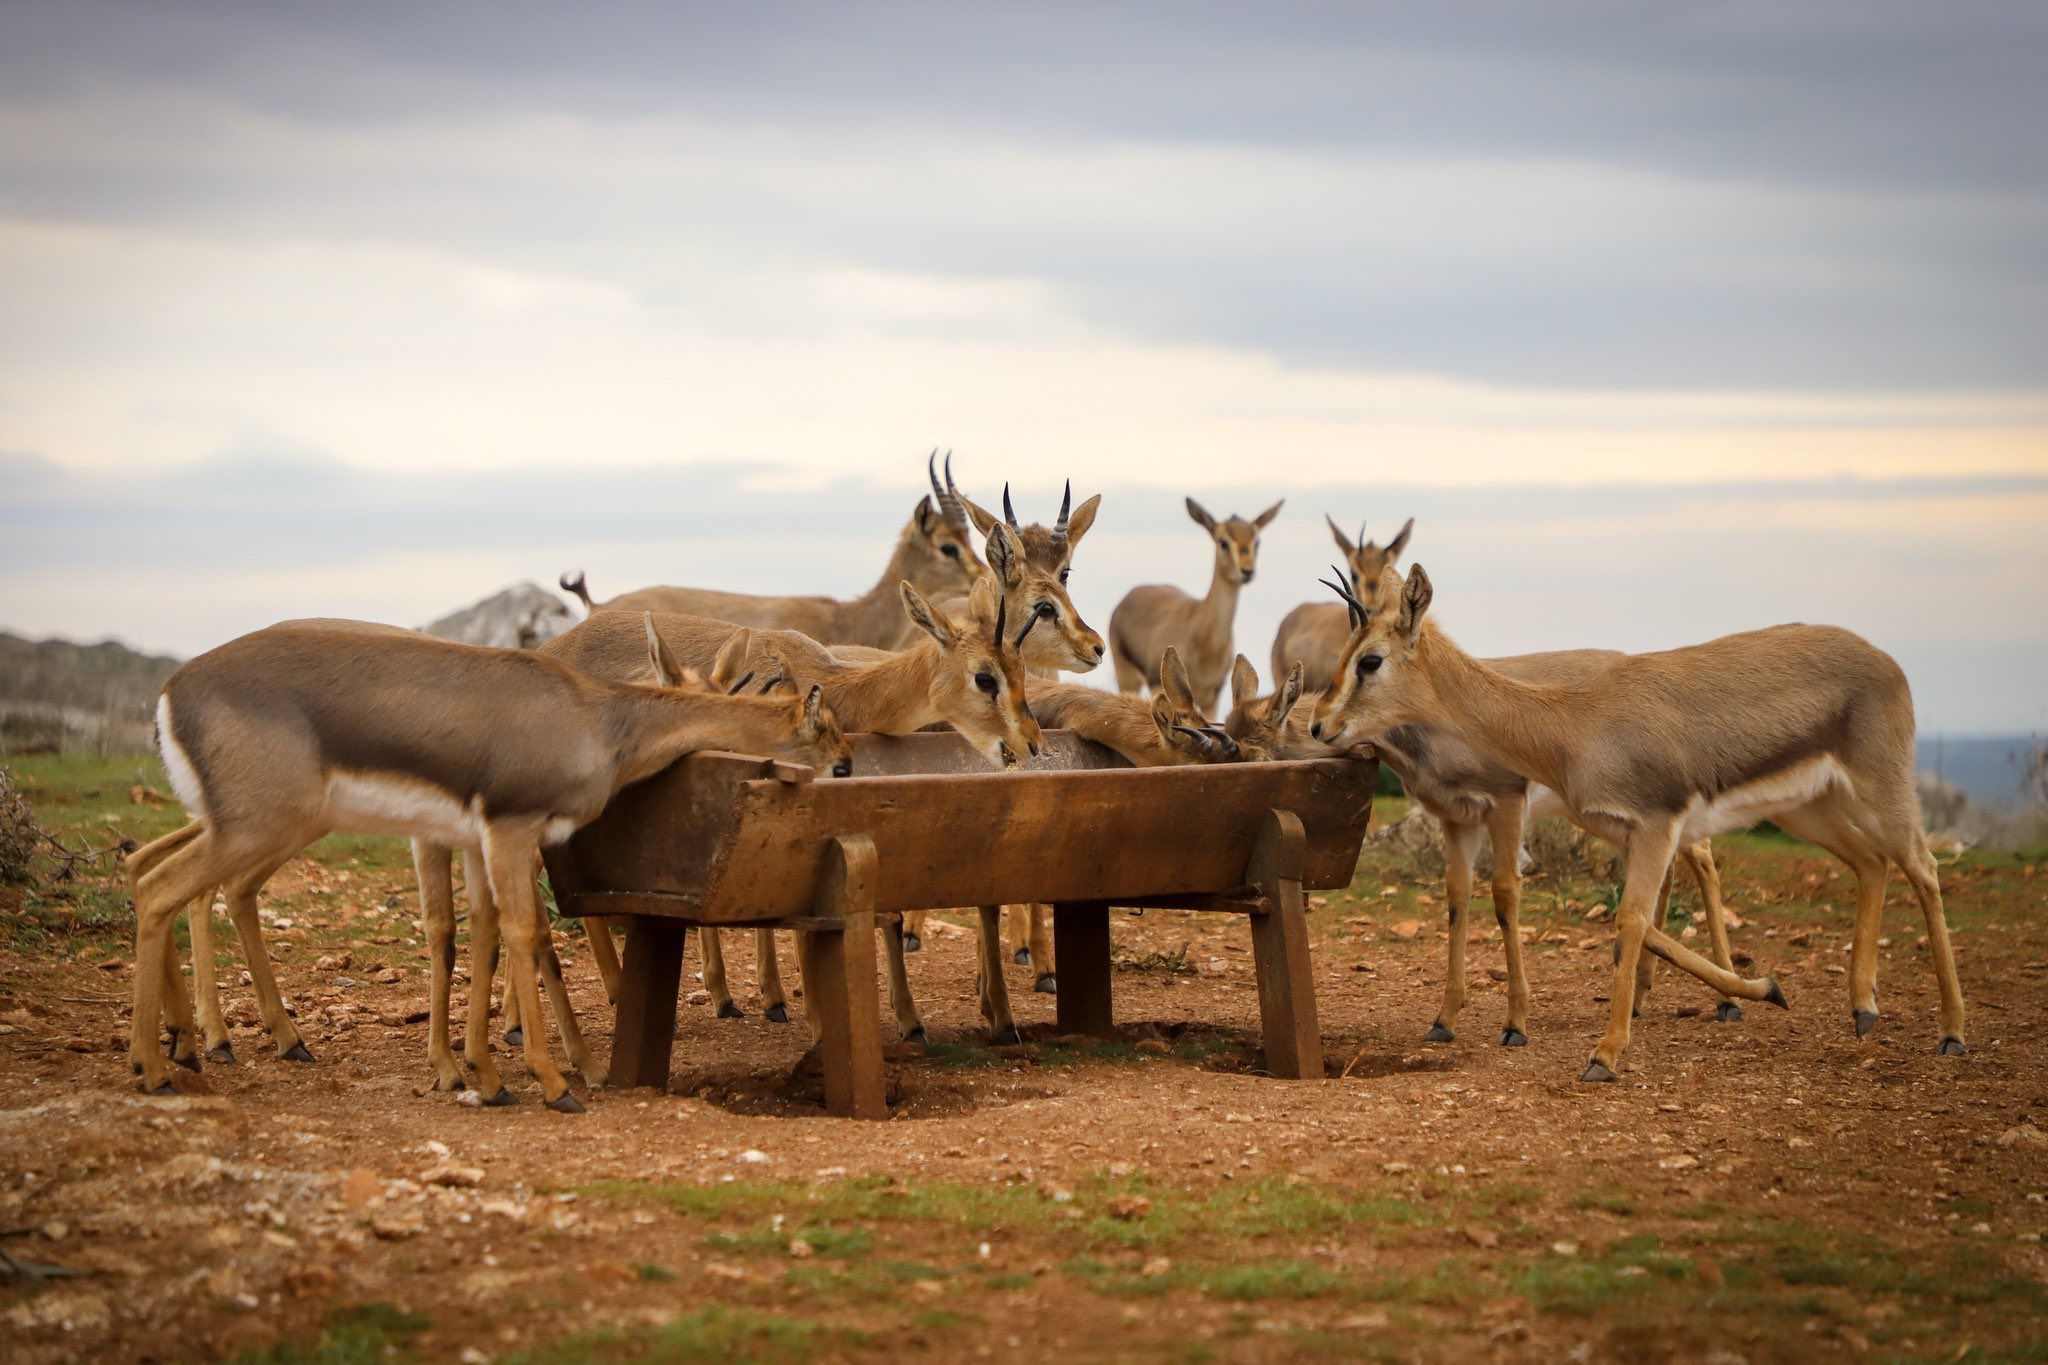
left=1027, top=739, right=1042, bottom=758
left=1241, top=569, right=1255, bottom=583
left=1092, top=643, right=1106, bottom=659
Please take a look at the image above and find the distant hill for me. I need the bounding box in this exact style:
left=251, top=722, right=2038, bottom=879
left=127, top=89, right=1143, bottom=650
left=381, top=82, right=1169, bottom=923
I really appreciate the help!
left=1916, top=736, right=2040, bottom=813
left=0, top=631, right=182, bottom=754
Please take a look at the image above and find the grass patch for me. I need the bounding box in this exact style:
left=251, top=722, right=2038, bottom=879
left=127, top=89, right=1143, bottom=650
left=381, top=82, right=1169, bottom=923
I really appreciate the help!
left=632, top=1262, right=676, bottom=1283
left=513, top=1306, right=864, bottom=1364
left=233, top=1302, right=430, bottom=1365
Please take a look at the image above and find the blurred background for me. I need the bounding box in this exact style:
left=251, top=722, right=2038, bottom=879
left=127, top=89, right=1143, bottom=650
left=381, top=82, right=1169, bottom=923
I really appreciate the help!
left=2, top=2, right=2044, bottom=806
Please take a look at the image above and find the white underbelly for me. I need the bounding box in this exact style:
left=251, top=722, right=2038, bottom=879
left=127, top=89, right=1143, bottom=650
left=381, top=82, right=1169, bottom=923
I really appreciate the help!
left=1678, top=755, right=1850, bottom=845
left=321, top=771, right=488, bottom=846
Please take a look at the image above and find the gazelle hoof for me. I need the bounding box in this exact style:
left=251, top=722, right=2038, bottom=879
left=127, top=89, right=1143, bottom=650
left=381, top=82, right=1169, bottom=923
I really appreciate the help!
left=764, top=1003, right=789, bottom=1024
left=715, top=1002, right=744, bottom=1020
left=1423, top=1021, right=1455, bottom=1044
left=503, top=1026, right=525, bottom=1047
left=905, top=1027, right=928, bottom=1046
left=1034, top=973, right=1057, bottom=995
left=1716, top=1001, right=1744, bottom=1024
left=1852, top=1008, right=1878, bottom=1037
left=147, top=1079, right=178, bottom=1097
left=902, top=932, right=922, bottom=953
left=173, top=1051, right=201, bottom=1073
left=1579, top=1060, right=1618, bottom=1084
left=1500, top=1027, right=1528, bottom=1048
left=1012, top=947, right=1032, bottom=966
left=206, top=1043, right=238, bottom=1065
left=546, top=1091, right=587, bottom=1114
left=482, top=1087, right=518, bottom=1107
left=1939, top=1036, right=1966, bottom=1056
left=1762, top=979, right=1788, bottom=1010
left=436, top=1075, right=468, bottom=1093
left=990, top=1027, right=1023, bottom=1047
left=282, top=1040, right=316, bottom=1063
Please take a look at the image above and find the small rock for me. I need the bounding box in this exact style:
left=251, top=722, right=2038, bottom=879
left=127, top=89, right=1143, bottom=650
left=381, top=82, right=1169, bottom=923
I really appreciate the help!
left=1105, top=1194, right=1152, bottom=1221
left=316, top=953, right=352, bottom=972
left=1463, top=1224, right=1500, bottom=1249
left=341, top=1168, right=383, bottom=1210
left=1694, top=1256, right=1724, bottom=1287
left=788, top=1238, right=814, bottom=1259
left=370, top=1213, right=422, bottom=1240
left=1141, top=1256, right=1173, bottom=1277
left=1389, top=920, right=1422, bottom=940
left=421, top=1164, right=485, bottom=1188
left=480, top=1199, right=526, bottom=1221
left=1997, top=1123, right=2046, bottom=1149
left=1658, top=1154, right=1700, bottom=1171
left=40, top=1219, right=69, bottom=1241
left=1134, top=1038, right=1171, bottom=1055
left=738, top=1149, right=769, bottom=1165
left=1551, top=1240, right=1579, bottom=1256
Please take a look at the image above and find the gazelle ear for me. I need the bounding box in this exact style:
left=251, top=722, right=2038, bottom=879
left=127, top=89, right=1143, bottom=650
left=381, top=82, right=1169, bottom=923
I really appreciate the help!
left=985, top=523, right=1024, bottom=589
left=798, top=684, right=826, bottom=739
left=960, top=495, right=1001, bottom=537
left=1274, top=661, right=1306, bottom=724
left=1385, top=517, right=1415, bottom=563
left=1185, top=497, right=1217, bottom=533
left=709, top=628, right=752, bottom=692
left=1062, top=493, right=1102, bottom=552
left=1150, top=692, right=1177, bottom=738
left=914, top=495, right=936, bottom=537
left=1399, top=565, right=1434, bottom=640
left=644, top=614, right=685, bottom=688
left=899, top=581, right=957, bottom=649
left=1230, top=654, right=1259, bottom=709
left=1326, top=514, right=1355, bottom=556
left=1160, top=646, right=1195, bottom=711
left=1253, top=498, right=1285, bottom=530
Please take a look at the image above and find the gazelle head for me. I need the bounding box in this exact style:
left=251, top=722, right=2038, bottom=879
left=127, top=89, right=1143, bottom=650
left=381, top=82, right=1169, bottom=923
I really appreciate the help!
left=900, top=575, right=1044, bottom=770
left=1327, top=515, right=1413, bottom=596
left=908, top=450, right=989, bottom=598
left=1223, top=654, right=1311, bottom=761
left=645, top=616, right=855, bottom=778
left=1151, top=645, right=1241, bottom=763
left=1308, top=563, right=1435, bottom=749
left=1187, top=498, right=1283, bottom=586
left=962, top=480, right=1107, bottom=673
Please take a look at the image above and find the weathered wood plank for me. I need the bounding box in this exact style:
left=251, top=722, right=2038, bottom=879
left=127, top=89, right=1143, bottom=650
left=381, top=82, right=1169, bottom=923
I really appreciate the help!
left=1246, top=809, right=1322, bottom=1079
left=1052, top=902, right=1115, bottom=1038
left=804, top=836, right=887, bottom=1119
left=608, top=919, right=686, bottom=1090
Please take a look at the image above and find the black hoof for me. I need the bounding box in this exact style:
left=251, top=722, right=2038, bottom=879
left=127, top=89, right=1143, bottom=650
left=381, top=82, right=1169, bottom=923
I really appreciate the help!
left=902, top=932, right=922, bottom=954
left=1716, top=1001, right=1744, bottom=1024
left=1500, top=1028, right=1528, bottom=1048
left=1852, top=1008, right=1878, bottom=1037
left=990, top=1027, right=1023, bottom=1047
left=173, top=1050, right=202, bottom=1073
left=546, top=1091, right=587, bottom=1114
left=148, top=1079, right=178, bottom=1097
left=905, top=1027, right=928, bottom=1045
left=503, top=1026, right=525, bottom=1047
left=1579, top=1060, right=1618, bottom=1084
left=1012, top=947, right=1032, bottom=966
left=1034, top=973, right=1057, bottom=995
left=764, top=1003, right=789, bottom=1024
left=206, top=1043, right=237, bottom=1065
left=482, top=1087, right=518, bottom=1107
left=282, top=1040, right=316, bottom=1063
left=715, top=1002, right=744, bottom=1020
left=1939, top=1036, right=1966, bottom=1056
left=1762, top=978, right=1788, bottom=1010
left=1423, top=1021, right=1456, bottom=1044
left=164, top=1025, right=181, bottom=1050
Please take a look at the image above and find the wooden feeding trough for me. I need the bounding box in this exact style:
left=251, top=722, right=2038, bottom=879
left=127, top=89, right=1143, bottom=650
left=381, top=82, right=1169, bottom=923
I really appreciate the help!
left=543, top=731, right=1378, bottom=1117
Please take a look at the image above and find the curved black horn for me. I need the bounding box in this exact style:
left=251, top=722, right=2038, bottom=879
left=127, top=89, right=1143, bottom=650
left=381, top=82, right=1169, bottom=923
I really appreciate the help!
left=1202, top=725, right=1242, bottom=760
left=1321, top=564, right=1367, bottom=631
left=1054, top=479, right=1072, bottom=534
left=994, top=590, right=1008, bottom=650
left=944, top=450, right=960, bottom=500
left=927, top=449, right=946, bottom=503
left=1001, top=482, right=1020, bottom=529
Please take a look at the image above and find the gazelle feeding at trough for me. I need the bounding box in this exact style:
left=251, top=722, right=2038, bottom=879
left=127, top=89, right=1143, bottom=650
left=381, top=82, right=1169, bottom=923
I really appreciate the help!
left=1226, top=647, right=1740, bottom=1047
left=1031, top=647, right=1238, bottom=768
left=1109, top=497, right=1282, bottom=712
left=561, top=452, right=987, bottom=649
left=1270, top=516, right=1412, bottom=693
left=1308, top=564, right=1965, bottom=1080
left=126, top=619, right=850, bottom=1106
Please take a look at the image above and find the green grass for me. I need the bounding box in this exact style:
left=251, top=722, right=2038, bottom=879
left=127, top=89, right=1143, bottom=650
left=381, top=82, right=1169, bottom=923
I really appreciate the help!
left=512, top=1306, right=865, bottom=1365
left=232, top=1303, right=430, bottom=1365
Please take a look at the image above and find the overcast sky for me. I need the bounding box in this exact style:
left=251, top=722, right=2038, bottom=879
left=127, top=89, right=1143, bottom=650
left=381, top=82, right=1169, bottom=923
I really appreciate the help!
left=2, top=2, right=2044, bottom=731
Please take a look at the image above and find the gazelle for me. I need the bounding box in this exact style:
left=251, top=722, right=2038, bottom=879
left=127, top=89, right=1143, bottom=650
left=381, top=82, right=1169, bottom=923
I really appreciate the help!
left=543, top=574, right=1042, bottom=1042
left=1109, top=498, right=1282, bottom=712
left=1225, top=649, right=1740, bottom=1047
left=1309, top=565, right=1964, bottom=1080
left=1270, top=516, right=1412, bottom=692
left=561, top=453, right=986, bottom=648
left=1030, top=647, right=1238, bottom=769
left=126, top=619, right=850, bottom=1106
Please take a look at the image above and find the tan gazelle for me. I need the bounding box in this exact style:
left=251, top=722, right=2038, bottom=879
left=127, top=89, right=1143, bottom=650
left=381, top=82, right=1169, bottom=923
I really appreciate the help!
left=561, top=452, right=987, bottom=648
left=1031, top=647, right=1240, bottom=769
left=1109, top=497, right=1282, bottom=711
left=1270, top=515, right=1412, bottom=692
left=125, top=619, right=849, bottom=1106
left=1308, top=564, right=1964, bottom=1081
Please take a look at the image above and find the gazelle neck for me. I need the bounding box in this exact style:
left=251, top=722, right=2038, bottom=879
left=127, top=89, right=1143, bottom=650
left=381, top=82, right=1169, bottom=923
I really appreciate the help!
left=1196, top=558, right=1242, bottom=641
left=1410, top=625, right=1573, bottom=793
left=602, top=689, right=787, bottom=788
left=838, top=524, right=924, bottom=647
left=822, top=640, right=941, bottom=733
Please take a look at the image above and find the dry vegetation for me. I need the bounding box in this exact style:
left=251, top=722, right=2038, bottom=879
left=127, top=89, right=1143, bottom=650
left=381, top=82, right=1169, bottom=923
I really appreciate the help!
left=2, top=752, right=2045, bottom=1363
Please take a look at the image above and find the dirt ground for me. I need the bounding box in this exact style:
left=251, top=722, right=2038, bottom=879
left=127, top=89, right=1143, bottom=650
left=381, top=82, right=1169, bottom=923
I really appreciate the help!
left=2, top=754, right=2046, bottom=1363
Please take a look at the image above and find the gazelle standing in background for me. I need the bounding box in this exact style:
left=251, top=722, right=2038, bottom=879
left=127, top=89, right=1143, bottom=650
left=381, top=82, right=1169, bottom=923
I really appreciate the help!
left=1270, top=516, right=1412, bottom=692
left=1109, top=497, right=1282, bottom=713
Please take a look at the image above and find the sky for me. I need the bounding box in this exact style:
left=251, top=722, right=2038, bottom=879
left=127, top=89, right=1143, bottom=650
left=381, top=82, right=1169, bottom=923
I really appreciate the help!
left=1, top=2, right=2045, bottom=732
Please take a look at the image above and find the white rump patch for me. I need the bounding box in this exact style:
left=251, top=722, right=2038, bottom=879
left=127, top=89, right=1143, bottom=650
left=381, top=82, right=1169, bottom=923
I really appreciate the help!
left=1679, top=754, right=1852, bottom=845
left=156, top=695, right=207, bottom=821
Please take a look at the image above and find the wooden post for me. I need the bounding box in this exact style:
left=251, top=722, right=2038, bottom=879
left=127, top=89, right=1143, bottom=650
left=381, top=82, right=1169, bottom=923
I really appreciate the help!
left=1246, top=808, right=1322, bottom=1078
left=806, top=835, right=887, bottom=1118
left=609, top=917, right=686, bottom=1090
left=1052, top=901, right=1115, bottom=1038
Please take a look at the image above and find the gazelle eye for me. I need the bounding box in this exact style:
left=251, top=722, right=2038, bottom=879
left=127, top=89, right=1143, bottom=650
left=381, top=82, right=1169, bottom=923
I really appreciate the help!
left=1357, top=654, right=1383, bottom=678
left=1217, top=537, right=1228, bottom=549
left=941, top=544, right=960, bottom=559
left=974, top=671, right=998, bottom=694
left=1035, top=602, right=1055, bottom=619
left=1058, top=568, right=1070, bottom=584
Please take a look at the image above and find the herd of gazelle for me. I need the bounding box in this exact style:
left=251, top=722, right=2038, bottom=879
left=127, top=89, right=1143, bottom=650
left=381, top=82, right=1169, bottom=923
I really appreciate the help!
left=126, top=454, right=1964, bottom=1103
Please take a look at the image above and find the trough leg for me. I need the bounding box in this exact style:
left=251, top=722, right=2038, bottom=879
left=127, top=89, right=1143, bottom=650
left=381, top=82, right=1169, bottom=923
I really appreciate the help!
left=1052, top=901, right=1115, bottom=1038
left=609, top=918, right=686, bottom=1090
left=1247, top=808, right=1323, bottom=1079
left=807, top=836, right=887, bottom=1119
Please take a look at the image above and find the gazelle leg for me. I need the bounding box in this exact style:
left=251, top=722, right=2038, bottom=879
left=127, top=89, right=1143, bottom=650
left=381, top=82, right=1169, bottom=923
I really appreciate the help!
left=701, top=928, right=742, bottom=1018
left=412, top=842, right=466, bottom=1091
left=484, top=826, right=576, bottom=1110
left=222, top=868, right=312, bottom=1062
left=1486, top=799, right=1532, bottom=1046
left=1007, top=904, right=1031, bottom=964
left=901, top=909, right=926, bottom=953
left=1027, top=905, right=1055, bottom=992
left=1584, top=823, right=1682, bottom=1082
left=758, top=929, right=790, bottom=1023
left=584, top=916, right=623, bottom=1003
left=977, top=905, right=1020, bottom=1045
left=158, top=936, right=201, bottom=1071
left=884, top=918, right=926, bottom=1042
left=188, top=888, right=235, bottom=1062
left=1677, top=841, right=1742, bottom=1021
left=1426, top=820, right=1480, bottom=1042
left=538, top=925, right=606, bottom=1087
left=1894, top=830, right=1965, bottom=1054
left=461, top=847, right=512, bottom=1103
left=1633, top=867, right=1675, bottom=1017
left=1775, top=804, right=1891, bottom=1037
left=130, top=833, right=231, bottom=1093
